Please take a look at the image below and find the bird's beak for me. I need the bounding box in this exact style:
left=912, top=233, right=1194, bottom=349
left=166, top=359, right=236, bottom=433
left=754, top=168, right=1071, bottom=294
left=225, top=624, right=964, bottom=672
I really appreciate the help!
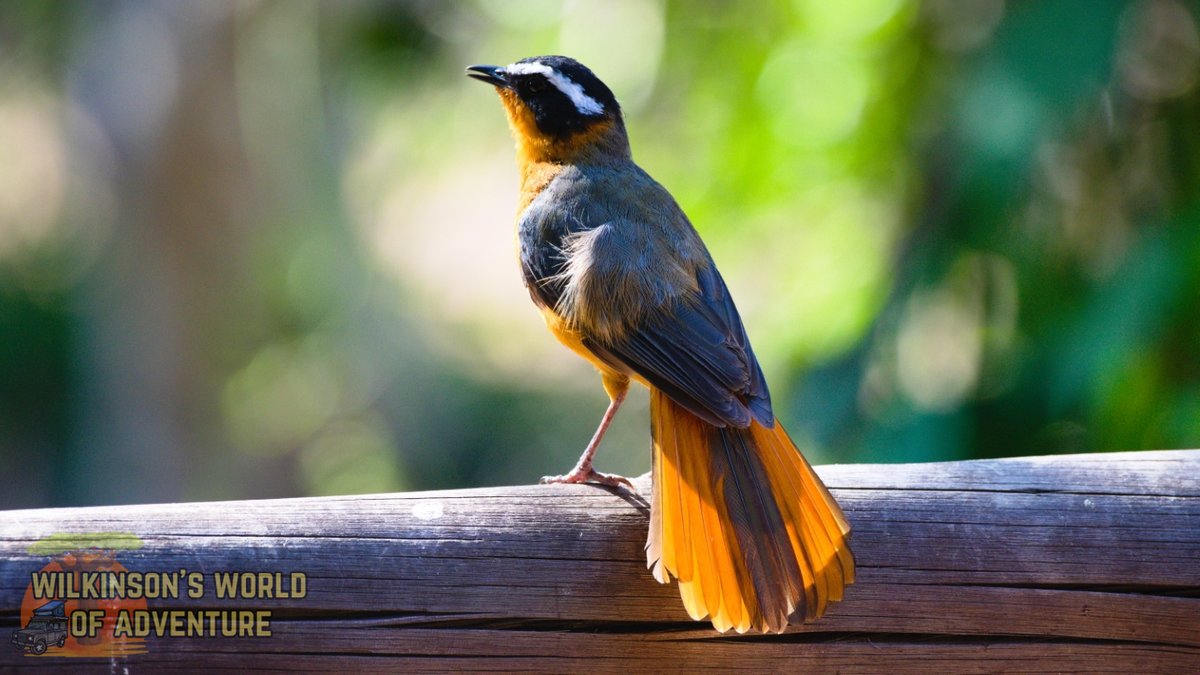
left=466, top=64, right=509, bottom=88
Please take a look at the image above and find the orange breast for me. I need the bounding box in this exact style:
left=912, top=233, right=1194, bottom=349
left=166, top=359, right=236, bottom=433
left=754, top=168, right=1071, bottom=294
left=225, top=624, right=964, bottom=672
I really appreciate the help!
left=539, top=306, right=615, bottom=373
left=538, top=305, right=650, bottom=390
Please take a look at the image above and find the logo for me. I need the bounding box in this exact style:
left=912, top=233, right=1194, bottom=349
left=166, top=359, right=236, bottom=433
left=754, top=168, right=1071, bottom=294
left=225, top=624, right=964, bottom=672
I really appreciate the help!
left=14, top=533, right=148, bottom=657
left=14, top=532, right=307, bottom=658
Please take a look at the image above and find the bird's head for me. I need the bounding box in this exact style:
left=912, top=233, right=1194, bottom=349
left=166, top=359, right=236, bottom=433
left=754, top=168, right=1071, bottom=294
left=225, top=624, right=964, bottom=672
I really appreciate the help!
left=467, top=56, right=628, bottom=164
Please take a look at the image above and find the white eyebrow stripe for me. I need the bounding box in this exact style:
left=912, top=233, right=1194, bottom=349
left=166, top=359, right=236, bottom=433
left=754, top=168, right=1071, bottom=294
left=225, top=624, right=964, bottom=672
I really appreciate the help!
left=504, top=61, right=605, bottom=116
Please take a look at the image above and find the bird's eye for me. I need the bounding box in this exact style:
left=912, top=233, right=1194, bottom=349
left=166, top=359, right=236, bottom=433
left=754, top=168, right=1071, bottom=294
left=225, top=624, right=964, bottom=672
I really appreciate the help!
left=526, top=78, right=545, bottom=94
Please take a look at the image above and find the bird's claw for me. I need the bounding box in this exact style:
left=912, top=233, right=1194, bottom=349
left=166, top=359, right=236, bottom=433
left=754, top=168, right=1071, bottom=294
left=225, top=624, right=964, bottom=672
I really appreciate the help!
left=541, top=468, right=633, bottom=489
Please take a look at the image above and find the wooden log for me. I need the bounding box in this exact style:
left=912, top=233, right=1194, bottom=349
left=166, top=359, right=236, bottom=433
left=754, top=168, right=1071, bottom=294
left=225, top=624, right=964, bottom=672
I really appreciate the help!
left=1, top=449, right=1197, bottom=672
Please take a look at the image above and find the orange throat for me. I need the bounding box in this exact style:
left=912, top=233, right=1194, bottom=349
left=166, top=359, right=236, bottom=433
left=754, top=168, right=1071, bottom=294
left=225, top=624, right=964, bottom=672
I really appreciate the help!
left=496, top=88, right=625, bottom=179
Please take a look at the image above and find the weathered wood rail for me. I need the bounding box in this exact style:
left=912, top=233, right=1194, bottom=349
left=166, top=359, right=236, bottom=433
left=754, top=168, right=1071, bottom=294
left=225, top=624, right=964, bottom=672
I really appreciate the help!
left=1, top=450, right=1197, bottom=672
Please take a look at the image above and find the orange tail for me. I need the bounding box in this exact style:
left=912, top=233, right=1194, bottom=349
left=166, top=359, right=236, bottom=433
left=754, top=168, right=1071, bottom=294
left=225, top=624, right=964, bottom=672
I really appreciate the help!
left=646, top=388, right=854, bottom=633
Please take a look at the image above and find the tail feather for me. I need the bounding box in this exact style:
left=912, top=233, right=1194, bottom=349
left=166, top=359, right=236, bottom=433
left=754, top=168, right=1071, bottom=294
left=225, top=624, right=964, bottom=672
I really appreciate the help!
left=715, top=427, right=802, bottom=631
left=646, top=388, right=854, bottom=633
left=675, top=419, right=719, bottom=623
left=650, top=393, right=752, bottom=631
left=752, top=420, right=856, bottom=616
left=752, top=422, right=819, bottom=615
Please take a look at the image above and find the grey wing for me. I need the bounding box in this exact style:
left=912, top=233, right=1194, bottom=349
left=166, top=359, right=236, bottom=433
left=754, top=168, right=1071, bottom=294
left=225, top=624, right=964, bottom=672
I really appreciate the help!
left=533, top=164, right=774, bottom=428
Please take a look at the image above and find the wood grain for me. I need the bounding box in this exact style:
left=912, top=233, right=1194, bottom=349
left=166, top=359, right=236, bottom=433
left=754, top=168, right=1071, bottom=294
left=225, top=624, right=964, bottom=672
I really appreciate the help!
left=1, top=449, right=1197, bottom=672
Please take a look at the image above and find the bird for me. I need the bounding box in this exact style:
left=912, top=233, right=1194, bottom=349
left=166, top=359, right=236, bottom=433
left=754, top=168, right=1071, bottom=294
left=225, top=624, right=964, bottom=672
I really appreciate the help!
left=466, top=55, right=854, bottom=633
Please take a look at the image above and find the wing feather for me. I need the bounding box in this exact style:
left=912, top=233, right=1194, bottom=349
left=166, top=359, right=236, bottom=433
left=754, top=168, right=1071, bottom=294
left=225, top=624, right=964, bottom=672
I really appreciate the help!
left=585, top=261, right=772, bottom=429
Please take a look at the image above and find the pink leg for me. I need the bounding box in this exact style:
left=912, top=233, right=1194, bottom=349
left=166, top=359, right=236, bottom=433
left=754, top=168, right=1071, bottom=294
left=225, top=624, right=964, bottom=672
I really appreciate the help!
left=541, top=387, right=632, bottom=488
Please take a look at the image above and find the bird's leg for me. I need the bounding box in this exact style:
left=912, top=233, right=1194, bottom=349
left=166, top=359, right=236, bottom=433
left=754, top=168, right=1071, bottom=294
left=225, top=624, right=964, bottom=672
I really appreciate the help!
left=542, top=375, right=632, bottom=489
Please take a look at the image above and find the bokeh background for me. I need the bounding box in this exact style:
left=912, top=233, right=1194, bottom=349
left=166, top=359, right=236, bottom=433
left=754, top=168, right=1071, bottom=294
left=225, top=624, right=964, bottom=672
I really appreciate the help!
left=1, top=0, right=1198, bottom=508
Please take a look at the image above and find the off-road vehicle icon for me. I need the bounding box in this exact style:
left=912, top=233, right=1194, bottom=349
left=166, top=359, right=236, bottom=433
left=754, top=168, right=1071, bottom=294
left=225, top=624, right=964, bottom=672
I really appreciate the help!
left=11, top=600, right=68, bottom=655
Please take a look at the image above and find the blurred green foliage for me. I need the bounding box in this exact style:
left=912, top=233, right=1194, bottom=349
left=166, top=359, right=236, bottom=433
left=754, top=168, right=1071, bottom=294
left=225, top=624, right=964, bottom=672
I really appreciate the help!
left=0, top=0, right=1197, bottom=507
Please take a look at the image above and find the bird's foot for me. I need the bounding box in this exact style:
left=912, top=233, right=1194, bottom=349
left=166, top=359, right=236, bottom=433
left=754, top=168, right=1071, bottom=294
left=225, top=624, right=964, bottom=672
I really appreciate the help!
left=540, top=468, right=633, bottom=489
